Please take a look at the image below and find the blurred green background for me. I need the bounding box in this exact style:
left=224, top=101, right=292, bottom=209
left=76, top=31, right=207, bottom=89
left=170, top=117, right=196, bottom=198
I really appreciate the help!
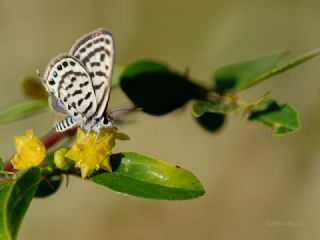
left=0, top=0, right=319, bottom=239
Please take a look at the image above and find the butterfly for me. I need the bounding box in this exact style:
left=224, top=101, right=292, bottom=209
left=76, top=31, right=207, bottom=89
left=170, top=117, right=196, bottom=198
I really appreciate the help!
left=41, top=28, right=115, bottom=133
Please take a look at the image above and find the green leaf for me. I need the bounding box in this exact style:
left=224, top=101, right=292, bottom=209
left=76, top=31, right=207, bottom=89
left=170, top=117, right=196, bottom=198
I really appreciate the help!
left=214, top=49, right=320, bottom=93
left=248, top=98, right=300, bottom=136
left=90, top=152, right=205, bottom=200
left=192, top=100, right=238, bottom=117
left=33, top=153, right=62, bottom=198
left=255, top=48, right=320, bottom=82
left=122, top=61, right=171, bottom=77
left=42, top=151, right=55, bottom=167
left=194, top=112, right=226, bottom=133
left=111, top=65, right=125, bottom=88
left=0, top=100, right=48, bottom=124
left=250, top=92, right=271, bottom=107
left=34, top=175, right=62, bottom=198
left=214, top=51, right=289, bottom=93
left=0, top=167, right=41, bottom=240
left=120, top=60, right=206, bottom=115
left=0, top=182, right=11, bottom=240
left=21, top=76, right=48, bottom=100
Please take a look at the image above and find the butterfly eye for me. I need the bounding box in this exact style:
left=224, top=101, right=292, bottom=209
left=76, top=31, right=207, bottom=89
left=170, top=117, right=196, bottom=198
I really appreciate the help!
left=48, top=79, right=55, bottom=85
left=52, top=71, right=58, bottom=77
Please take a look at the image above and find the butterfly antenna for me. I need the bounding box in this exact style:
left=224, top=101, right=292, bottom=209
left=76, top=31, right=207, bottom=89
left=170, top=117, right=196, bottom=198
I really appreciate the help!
left=108, top=106, right=142, bottom=120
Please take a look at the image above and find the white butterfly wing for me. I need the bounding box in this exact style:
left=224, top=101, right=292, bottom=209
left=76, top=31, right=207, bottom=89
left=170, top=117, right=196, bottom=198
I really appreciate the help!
left=43, top=55, right=97, bottom=121
left=70, top=28, right=114, bottom=119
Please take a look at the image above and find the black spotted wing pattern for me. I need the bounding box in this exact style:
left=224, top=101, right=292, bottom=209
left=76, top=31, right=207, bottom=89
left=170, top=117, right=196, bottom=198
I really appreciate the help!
left=43, top=55, right=97, bottom=131
left=70, top=28, right=114, bottom=119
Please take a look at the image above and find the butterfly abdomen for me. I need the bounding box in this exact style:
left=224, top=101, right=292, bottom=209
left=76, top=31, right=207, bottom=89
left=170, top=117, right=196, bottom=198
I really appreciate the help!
left=55, top=117, right=78, bottom=132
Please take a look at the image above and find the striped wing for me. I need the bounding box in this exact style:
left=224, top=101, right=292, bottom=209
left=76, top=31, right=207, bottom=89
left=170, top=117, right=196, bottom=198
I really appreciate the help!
left=70, top=28, right=114, bottom=119
left=43, top=55, right=97, bottom=121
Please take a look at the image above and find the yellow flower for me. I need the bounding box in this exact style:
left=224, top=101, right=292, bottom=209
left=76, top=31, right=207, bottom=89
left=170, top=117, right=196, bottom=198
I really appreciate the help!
left=11, top=130, right=46, bottom=170
left=54, top=147, right=74, bottom=171
left=64, top=127, right=129, bottom=179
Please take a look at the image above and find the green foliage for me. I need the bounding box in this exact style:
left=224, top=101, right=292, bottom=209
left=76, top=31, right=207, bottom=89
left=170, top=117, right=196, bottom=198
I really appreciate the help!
left=0, top=47, right=319, bottom=238
left=0, top=183, right=11, bottom=240
left=34, top=175, right=62, bottom=198
left=192, top=100, right=238, bottom=117
left=214, top=51, right=289, bottom=93
left=194, top=112, right=226, bottom=133
left=34, top=152, right=62, bottom=198
left=0, top=100, right=47, bottom=124
left=120, top=60, right=206, bottom=115
left=90, top=152, right=205, bottom=200
left=248, top=98, right=300, bottom=135
left=0, top=167, right=41, bottom=240
left=214, top=49, right=320, bottom=93
left=118, top=50, right=320, bottom=134
left=255, top=48, right=320, bottom=84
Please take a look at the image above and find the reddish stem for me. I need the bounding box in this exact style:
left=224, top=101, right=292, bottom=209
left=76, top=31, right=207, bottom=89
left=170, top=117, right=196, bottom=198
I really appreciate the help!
left=4, top=129, right=76, bottom=172
left=42, top=129, right=75, bottom=149
left=4, top=161, right=14, bottom=172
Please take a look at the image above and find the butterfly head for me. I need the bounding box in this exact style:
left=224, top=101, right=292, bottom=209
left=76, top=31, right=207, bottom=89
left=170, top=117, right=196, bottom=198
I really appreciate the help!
left=88, top=115, right=113, bottom=133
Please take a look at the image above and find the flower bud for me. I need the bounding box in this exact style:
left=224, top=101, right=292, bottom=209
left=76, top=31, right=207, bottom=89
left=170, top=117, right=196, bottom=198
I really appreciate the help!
left=54, top=148, right=74, bottom=171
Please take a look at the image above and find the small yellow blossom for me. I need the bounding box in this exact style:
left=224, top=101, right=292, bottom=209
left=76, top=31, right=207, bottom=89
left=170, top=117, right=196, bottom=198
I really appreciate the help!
left=54, top=147, right=74, bottom=171
left=11, top=130, right=46, bottom=170
left=64, top=127, right=129, bottom=179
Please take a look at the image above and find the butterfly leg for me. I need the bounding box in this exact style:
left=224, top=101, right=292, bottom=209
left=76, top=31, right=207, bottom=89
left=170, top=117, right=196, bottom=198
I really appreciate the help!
left=80, top=127, right=92, bottom=148
left=80, top=116, right=98, bottom=149
left=94, top=127, right=102, bottom=144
